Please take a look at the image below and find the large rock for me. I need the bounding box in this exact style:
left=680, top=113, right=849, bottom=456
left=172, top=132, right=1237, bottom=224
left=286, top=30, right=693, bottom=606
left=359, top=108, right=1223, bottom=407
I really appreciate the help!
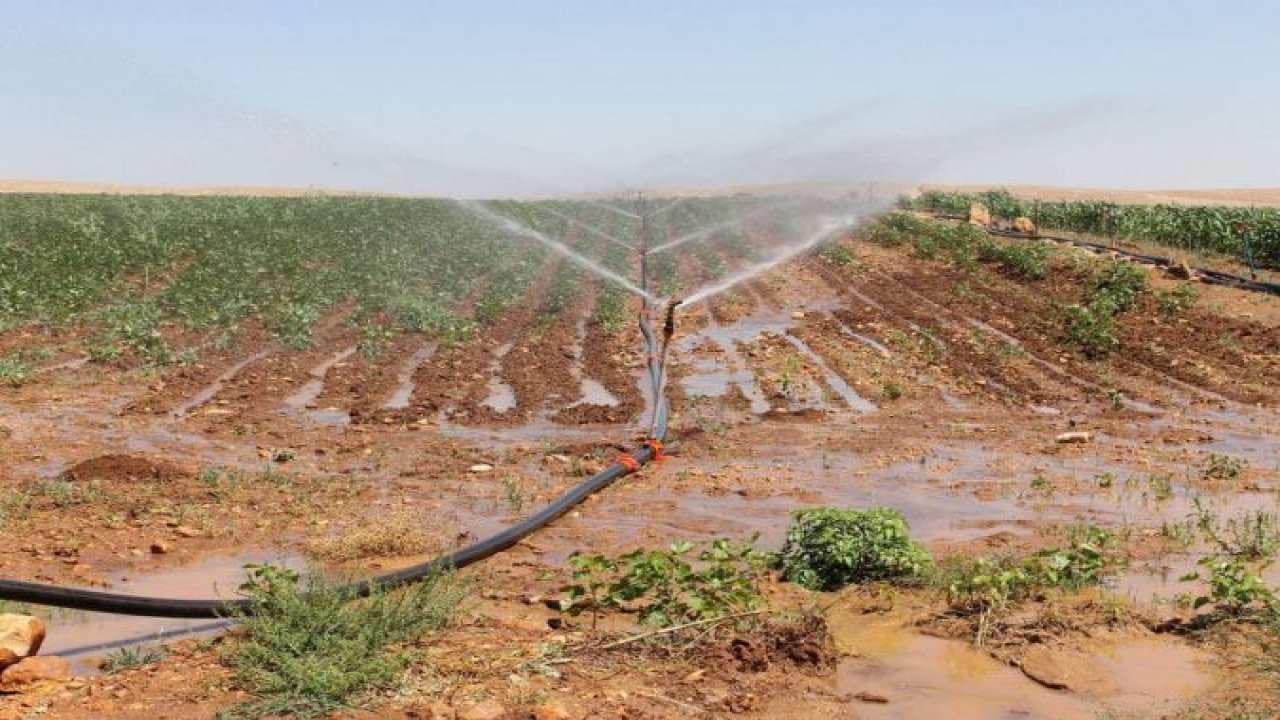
left=1020, top=646, right=1115, bottom=695
left=0, top=655, right=70, bottom=691
left=0, top=615, right=45, bottom=669
left=1012, top=216, right=1036, bottom=234
left=968, top=203, right=992, bottom=227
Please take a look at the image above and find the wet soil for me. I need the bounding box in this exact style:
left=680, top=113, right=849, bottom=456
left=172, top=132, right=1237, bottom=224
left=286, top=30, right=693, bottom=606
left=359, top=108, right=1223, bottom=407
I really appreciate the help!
left=1, top=225, right=1279, bottom=718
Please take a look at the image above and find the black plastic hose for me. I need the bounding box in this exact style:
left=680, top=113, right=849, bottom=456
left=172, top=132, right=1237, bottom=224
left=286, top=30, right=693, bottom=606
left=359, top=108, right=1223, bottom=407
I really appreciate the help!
left=0, top=444, right=654, bottom=618
left=924, top=212, right=1280, bottom=296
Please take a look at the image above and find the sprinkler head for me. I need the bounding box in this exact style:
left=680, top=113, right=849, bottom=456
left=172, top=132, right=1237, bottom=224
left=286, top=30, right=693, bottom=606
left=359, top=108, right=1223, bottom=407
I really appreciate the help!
left=663, top=299, right=683, bottom=339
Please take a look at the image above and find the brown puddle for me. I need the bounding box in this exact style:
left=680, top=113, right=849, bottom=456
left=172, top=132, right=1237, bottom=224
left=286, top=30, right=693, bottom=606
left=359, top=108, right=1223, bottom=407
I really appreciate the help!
left=385, top=341, right=438, bottom=409
left=171, top=349, right=272, bottom=418
left=42, top=550, right=304, bottom=674
left=829, top=612, right=1210, bottom=719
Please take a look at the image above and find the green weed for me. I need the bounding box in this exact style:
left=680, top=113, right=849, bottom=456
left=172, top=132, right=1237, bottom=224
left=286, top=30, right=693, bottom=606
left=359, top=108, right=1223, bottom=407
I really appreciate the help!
left=220, top=564, right=466, bottom=719
left=559, top=538, right=769, bottom=628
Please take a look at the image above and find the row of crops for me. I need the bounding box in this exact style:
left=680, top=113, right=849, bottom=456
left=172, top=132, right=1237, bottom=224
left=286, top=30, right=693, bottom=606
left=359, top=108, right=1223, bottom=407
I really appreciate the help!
left=902, top=189, right=1280, bottom=266
left=0, top=192, right=772, bottom=368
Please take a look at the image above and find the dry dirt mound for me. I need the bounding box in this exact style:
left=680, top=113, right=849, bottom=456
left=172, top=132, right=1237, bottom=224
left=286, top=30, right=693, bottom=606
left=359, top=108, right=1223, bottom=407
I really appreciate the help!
left=59, top=454, right=188, bottom=483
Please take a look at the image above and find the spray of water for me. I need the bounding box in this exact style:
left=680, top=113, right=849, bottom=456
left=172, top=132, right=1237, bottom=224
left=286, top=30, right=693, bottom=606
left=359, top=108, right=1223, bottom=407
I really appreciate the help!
left=681, top=214, right=858, bottom=307
left=583, top=199, right=642, bottom=221
left=647, top=217, right=737, bottom=255
left=644, top=196, right=687, bottom=220
left=537, top=205, right=635, bottom=250
left=454, top=199, right=655, bottom=301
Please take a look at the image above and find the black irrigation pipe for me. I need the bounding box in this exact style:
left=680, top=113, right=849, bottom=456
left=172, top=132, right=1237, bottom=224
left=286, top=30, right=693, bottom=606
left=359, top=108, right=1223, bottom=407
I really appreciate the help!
left=0, top=444, right=657, bottom=618
left=3, top=206, right=675, bottom=636
left=925, top=212, right=1280, bottom=297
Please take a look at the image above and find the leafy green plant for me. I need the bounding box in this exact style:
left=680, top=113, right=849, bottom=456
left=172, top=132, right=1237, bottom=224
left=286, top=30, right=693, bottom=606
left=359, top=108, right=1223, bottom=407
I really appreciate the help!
left=937, top=527, right=1121, bottom=644
left=357, top=323, right=394, bottom=359
left=1061, top=303, right=1118, bottom=358
left=1180, top=556, right=1276, bottom=616
left=1155, top=283, right=1199, bottom=317
left=1202, top=453, right=1248, bottom=482
left=1193, top=501, right=1280, bottom=561
left=0, top=355, right=31, bottom=386
left=559, top=537, right=769, bottom=628
left=1088, top=261, right=1149, bottom=313
left=882, top=382, right=903, bottom=400
left=102, top=645, right=166, bottom=674
left=221, top=564, right=466, bottom=719
left=980, top=239, right=1051, bottom=280
left=820, top=242, right=857, bottom=267
left=777, top=507, right=932, bottom=591
left=1026, top=526, right=1117, bottom=590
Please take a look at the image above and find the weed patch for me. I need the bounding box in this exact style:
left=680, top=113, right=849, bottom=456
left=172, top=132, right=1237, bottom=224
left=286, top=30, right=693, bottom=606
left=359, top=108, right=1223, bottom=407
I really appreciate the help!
left=220, top=564, right=466, bottom=719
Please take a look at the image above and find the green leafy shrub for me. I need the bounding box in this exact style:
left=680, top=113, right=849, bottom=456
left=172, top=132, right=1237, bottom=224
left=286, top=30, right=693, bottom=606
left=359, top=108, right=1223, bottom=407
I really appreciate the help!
left=1061, top=303, right=1118, bottom=358
left=777, top=507, right=932, bottom=591
left=980, top=240, right=1051, bottom=280
left=559, top=538, right=769, bottom=627
left=820, top=242, right=857, bottom=266
left=1089, top=261, right=1149, bottom=312
left=1180, top=556, right=1276, bottom=616
left=0, top=355, right=31, bottom=386
left=1155, top=283, right=1199, bottom=317
left=221, top=564, right=466, bottom=719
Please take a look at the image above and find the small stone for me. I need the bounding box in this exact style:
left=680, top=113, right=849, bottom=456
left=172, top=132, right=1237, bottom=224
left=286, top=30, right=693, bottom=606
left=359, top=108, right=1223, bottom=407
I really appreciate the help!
left=0, top=615, right=46, bottom=668
left=968, top=202, right=991, bottom=226
left=791, top=311, right=806, bottom=320
left=468, top=464, right=494, bottom=473
left=0, top=655, right=71, bottom=690
left=1012, top=216, right=1036, bottom=234
left=1055, top=431, right=1091, bottom=444
left=854, top=691, right=889, bottom=704
left=150, top=541, right=173, bottom=554
left=173, top=526, right=202, bottom=538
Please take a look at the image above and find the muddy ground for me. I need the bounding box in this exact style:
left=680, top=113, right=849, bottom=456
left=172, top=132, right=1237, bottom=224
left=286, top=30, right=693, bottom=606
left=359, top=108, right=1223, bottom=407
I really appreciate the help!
left=1, top=221, right=1279, bottom=718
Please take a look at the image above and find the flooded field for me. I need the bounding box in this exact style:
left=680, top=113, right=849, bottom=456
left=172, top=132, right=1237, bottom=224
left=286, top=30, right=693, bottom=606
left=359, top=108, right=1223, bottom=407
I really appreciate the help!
left=1, top=202, right=1278, bottom=719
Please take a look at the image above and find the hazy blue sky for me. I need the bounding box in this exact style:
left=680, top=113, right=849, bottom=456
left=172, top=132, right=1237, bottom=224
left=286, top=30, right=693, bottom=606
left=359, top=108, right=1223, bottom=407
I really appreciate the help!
left=2, top=1, right=1277, bottom=194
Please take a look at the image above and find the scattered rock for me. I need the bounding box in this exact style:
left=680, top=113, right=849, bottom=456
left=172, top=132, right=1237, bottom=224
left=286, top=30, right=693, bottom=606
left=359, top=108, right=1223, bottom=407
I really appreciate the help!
left=1019, top=646, right=1116, bottom=695
left=968, top=203, right=991, bottom=227
left=791, top=311, right=806, bottom=320
left=1012, top=216, right=1036, bottom=234
left=853, top=691, right=889, bottom=704
left=1167, top=260, right=1196, bottom=280
left=0, top=615, right=45, bottom=668
left=458, top=700, right=506, bottom=720
left=149, top=541, right=173, bottom=554
left=468, top=464, right=494, bottom=474
left=1055, top=431, right=1092, bottom=444
left=173, top=526, right=202, bottom=538
left=0, top=655, right=70, bottom=691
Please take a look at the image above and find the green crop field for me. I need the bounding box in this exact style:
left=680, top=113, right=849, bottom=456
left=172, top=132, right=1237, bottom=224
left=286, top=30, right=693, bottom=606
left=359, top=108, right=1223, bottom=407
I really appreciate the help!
left=903, top=189, right=1280, bottom=266
left=0, top=193, right=776, bottom=371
